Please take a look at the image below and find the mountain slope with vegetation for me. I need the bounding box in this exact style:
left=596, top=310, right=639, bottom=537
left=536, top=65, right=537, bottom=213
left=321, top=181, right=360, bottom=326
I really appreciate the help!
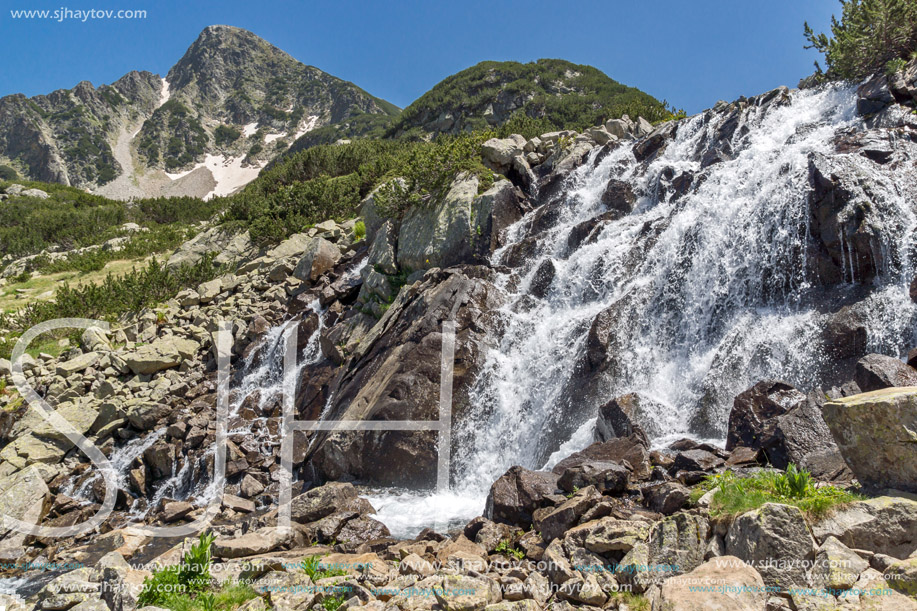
left=386, top=59, right=677, bottom=139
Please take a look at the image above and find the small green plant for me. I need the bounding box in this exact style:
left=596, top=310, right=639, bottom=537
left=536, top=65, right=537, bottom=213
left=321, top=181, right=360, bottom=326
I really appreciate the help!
left=886, top=57, right=908, bottom=76
left=353, top=220, right=366, bottom=241
left=774, top=463, right=813, bottom=499
left=301, top=555, right=347, bottom=581
left=138, top=532, right=214, bottom=608
left=180, top=531, right=215, bottom=591
left=198, top=592, right=215, bottom=611
left=611, top=592, right=650, bottom=611
left=321, top=592, right=347, bottom=611
left=495, top=539, right=525, bottom=560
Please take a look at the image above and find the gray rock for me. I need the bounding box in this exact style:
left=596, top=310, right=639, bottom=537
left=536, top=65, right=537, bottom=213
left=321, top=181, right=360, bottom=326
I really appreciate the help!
left=56, top=351, right=101, bottom=376
left=535, top=486, right=601, bottom=541
left=481, top=135, right=526, bottom=166
left=811, top=495, right=917, bottom=558
left=556, top=461, right=629, bottom=495
left=212, top=527, right=294, bottom=559
left=293, top=237, right=341, bottom=282
left=725, top=503, right=816, bottom=588
left=397, top=172, right=479, bottom=271
left=22, top=188, right=49, bottom=199
left=822, top=387, right=917, bottom=492
left=368, top=221, right=398, bottom=275
left=659, top=556, right=767, bottom=611
left=810, top=536, right=868, bottom=590
left=290, top=482, right=358, bottom=523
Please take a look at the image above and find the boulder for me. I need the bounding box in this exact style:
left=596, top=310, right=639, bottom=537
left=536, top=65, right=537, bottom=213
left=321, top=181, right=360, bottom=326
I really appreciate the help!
left=125, top=402, right=169, bottom=431
left=822, top=387, right=917, bottom=492
left=857, top=74, right=895, bottom=115
left=554, top=435, right=650, bottom=479
left=534, top=486, right=601, bottom=541
left=811, top=495, right=917, bottom=558
left=854, top=354, right=917, bottom=392
left=124, top=340, right=185, bottom=375
left=484, top=465, right=559, bottom=527
left=659, top=556, right=767, bottom=611
left=435, top=574, right=502, bottom=611
left=726, top=381, right=805, bottom=451
left=265, top=233, right=313, bottom=261
left=367, top=221, right=398, bottom=275
left=643, top=481, right=691, bottom=515
left=725, top=503, right=815, bottom=588
left=81, top=327, right=111, bottom=352
left=56, top=351, right=101, bottom=376
left=599, top=179, right=636, bottom=214
left=647, top=512, right=709, bottom=583
left=22, top=187, right=49, bottom=199
left=595, top=393, right=658, bottom=443
left=556, top=461, right=629, bottom=494
left=168, top=227, right=252, bottom=269
left=396, top=172, right=480, bottom=270
left=809, top=536, right=868, bottom=590
left=672, top=449, right=724, bottom=472
left=0, top=466, right=51, bottom=550
left=763, top=392, right=852, bottom=480
left=290, top=482, right=359, bottom=523
left=161, top=501, right=193, bottom=523
left=197, top=279, right=222, bottom=303
left=481, top=136, right=526, bottom=167
left=212, top=527, right=294, bottom=559
left=293, top=238, right=341, bottom=282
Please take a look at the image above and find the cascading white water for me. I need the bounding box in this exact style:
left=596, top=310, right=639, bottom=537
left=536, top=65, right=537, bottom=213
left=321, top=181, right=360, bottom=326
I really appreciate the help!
left=374, top=84, right=917, bottom=535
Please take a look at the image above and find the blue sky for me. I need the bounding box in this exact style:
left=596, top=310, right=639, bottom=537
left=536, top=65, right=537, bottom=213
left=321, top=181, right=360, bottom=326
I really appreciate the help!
left=2, top=0, right=840, bottom=114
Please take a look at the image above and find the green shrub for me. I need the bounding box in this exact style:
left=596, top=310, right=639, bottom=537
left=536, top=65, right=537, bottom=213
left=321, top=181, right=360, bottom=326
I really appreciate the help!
left=213, top=125, right=242, bottom=146
left=495, top=539, right=525, bottom=560
left=353, top=220, right=366, bottom=241
left=805, top=0, right=917, bottom=80
left=0, top=255, right=224, bottom=348
left=696, top=466, right=862, bottom=519
left=0, top=165, right=18, bottom=181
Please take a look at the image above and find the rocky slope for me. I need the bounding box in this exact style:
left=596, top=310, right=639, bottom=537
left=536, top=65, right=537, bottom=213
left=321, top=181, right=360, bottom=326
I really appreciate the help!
left=3, top=63, right=917, bottom=611
left=0, top=26, right=399, bottom=199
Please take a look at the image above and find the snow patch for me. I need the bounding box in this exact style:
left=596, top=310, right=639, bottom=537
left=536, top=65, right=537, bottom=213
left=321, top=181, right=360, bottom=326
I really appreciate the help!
left=157, top=78, right=170, bottom=109
left=164, top=163, right=204, bottom=181
left=242, top=122, right=259, bottom=137
left=264, top=132, right=286, bottom=144
left=201, top=154, right=265, bottom=200
left=294, top=115, right=319, bottom=140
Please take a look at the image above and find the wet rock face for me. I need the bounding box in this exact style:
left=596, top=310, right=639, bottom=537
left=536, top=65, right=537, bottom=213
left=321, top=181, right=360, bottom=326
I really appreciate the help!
left=307, top=267, right=506, bottom=487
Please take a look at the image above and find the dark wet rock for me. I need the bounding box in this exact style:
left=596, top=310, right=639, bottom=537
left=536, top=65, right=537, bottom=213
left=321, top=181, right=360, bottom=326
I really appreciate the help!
left=643, top=481, right=691, bottom=515
left=553, top=434, right=650, bottom=479
left=726, top=381, right=806, bottom=451
left=854, top=353, right=917, bottom=392
left=557, top=461, right=629, bottom=495
left=485, top=465, right=560, bottom=527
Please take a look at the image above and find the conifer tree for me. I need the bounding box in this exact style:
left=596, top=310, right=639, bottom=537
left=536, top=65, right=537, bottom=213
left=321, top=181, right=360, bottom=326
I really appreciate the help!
left=804, top=0, right=917, bottom=80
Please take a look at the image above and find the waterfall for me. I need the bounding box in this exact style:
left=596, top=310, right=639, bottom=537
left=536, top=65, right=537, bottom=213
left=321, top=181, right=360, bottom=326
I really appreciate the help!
left=438, top=83, right=917, bottom=515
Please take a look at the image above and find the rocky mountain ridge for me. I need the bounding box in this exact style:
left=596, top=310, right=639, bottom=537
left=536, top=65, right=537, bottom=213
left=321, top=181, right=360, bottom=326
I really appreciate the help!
left=0, top=25, right=399, bottom=200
